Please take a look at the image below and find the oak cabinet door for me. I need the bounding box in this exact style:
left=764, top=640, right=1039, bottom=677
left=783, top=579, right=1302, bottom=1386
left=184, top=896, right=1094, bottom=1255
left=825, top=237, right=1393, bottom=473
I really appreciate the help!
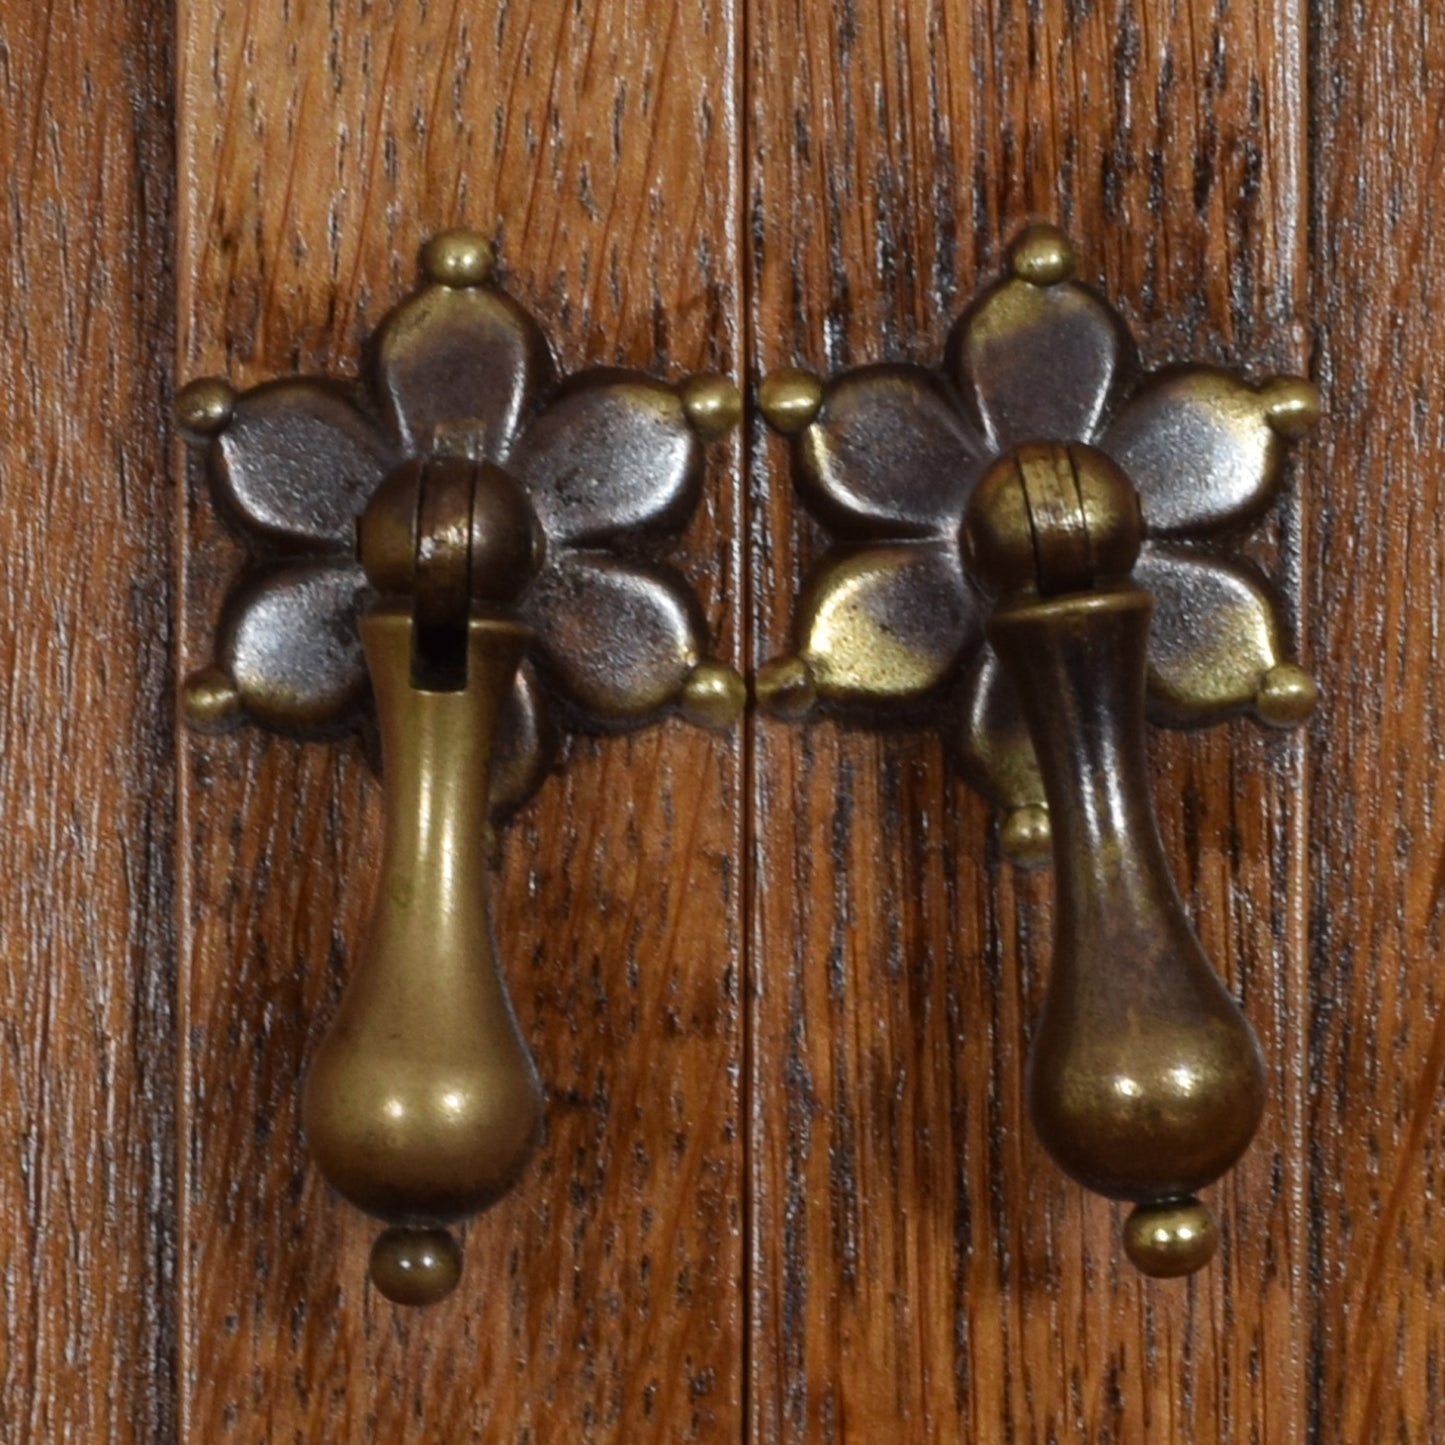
left=2, top=1, right=1441, bottom=1441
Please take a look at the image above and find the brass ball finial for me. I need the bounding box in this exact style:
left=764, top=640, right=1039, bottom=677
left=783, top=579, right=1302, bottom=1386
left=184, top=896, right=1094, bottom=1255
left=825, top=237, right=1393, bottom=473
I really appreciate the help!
left=423, top=230, right=495, bottom=288
left=1008, top=224, right=1076, bottom=286
left=1262, top=376, right=1321, bottom=438
left=1123, top=1197, right=1220, bottom=1278
left=369, top=1226, right=464, bottom=1306
left=754, top=655, right=818, bottom=721
left=1255, top=662, right=1319, bottom=727
left=682, top=373, right=744, bottom=441
left=758, top=369, right=824, bottom=435
left=176, top=377, right=235, bottom=438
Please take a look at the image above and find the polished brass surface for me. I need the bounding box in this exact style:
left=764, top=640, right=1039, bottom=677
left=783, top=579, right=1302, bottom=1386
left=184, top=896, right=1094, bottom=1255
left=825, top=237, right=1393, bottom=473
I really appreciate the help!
left=303, top=612, right=542, bottom=1299
left=969, top=452, right=1266, bottom=1259
left=988, top=586, right=1264, bottom=1246
left=180, top=229, right=743, bottom=1305
left=761, top=226, right=1316, bottom=1276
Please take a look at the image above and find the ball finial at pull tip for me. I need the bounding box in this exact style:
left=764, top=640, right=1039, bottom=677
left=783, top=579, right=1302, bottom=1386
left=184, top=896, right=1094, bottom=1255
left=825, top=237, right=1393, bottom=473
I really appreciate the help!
left=1123, top=1198, right=1219, bottom=1278
left=369, top=1226, right=464, bottom=1307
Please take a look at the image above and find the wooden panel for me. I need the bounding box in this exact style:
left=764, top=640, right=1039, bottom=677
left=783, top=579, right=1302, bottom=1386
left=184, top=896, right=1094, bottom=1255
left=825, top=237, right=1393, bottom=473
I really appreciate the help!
left=745, top=2, right=1312, bottom=1439
left=1308, top=9, right=1445, bottom=1440
left=175, top=2, right=743, bottom=1438
left=0, top=0, right=177, bottom=1439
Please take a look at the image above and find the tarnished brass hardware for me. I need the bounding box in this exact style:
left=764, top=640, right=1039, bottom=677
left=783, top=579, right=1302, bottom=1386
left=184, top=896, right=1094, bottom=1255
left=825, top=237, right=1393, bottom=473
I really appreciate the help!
left=304, top=612, right=541, bottom=1245
left=758, top=225, right=1318, bottom=1276
left=179, top=229, right=743, bottom=1306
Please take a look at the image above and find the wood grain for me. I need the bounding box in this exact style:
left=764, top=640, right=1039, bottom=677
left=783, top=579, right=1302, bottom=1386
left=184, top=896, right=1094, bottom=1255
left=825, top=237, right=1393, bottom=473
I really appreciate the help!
left=8, top=0, right=1445, bottom=1438
left=744, top=1, right=1313, bottom=1439
left=0, top=0, right=178, bottom=1440
left=175, top=2, right=743, bottom=1439
left=1308, top=8, right=1445, bottom=1440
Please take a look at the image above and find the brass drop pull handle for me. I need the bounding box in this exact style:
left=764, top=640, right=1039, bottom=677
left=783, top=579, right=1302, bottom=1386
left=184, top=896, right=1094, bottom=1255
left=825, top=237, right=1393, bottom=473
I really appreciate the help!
left=758, top=225, right=1318, bottom=1276
left=179, top=231, right=743, bottom=1306
left=305, top=611, right=540, bottom=1305
left=966, top=445, right=1265, bottom=1274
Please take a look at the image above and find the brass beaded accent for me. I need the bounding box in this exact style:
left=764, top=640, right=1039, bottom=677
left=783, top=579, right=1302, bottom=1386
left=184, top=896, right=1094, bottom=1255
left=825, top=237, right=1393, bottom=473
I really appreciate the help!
left=682, top=373, right=744, bottom=441
left=1262, top=376, right=1322, bottom=438
left=175, top=377, right=236, bottom=438
left=758, top=368, right=824, bottom=435
left=680, top=660, right=748, bottom=729
left=181, top=666, right=243, bottom=732
left=422, top=229, right=495, bottom=288
left=753, top=654, right=818, bottom=721
left=1007, top=223, right=1076, bottom=285
left=999, top=804, right=1052, bottom=868
left=1256, top=661, right=1320, bottom=726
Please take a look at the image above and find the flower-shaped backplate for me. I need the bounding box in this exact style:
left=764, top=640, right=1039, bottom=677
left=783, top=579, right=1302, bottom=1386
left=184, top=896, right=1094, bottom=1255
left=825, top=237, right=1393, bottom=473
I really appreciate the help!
left=756, top=224, right=1318, bottom=863
left=179, top=230, right=743, bottom=816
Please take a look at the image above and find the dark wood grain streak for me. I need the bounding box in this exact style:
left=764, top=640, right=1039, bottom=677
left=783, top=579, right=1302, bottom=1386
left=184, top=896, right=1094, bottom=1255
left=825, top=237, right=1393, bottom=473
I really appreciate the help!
left=1308, top=8, right=1445, bottom=1440
left=745, top=1, right=1312, bottom=1439
left=176, top=2, right=743, bottom=1438
left=0, top=0, right=178, bottom=1439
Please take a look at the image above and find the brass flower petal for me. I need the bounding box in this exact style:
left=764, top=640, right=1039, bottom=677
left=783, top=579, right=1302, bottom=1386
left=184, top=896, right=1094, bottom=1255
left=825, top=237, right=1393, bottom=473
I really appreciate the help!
left=373, top=264, right=554, bottom=459
left=1136, top=546, right=1292, bottom=726
left=210, top=380, right=397, bottom=551
left=520, top=552, right=709, bottom=720
left=514, top=372, right=703, bottom=545
left=215, top=560, right=368, bottom=733
left=1102, top=368, right=1313, bottom=536
left=947, top=248, right=1138, bottom=452
left=793, top=365, right=983, bottom=538
left=790, top=540, right=981, bottom=707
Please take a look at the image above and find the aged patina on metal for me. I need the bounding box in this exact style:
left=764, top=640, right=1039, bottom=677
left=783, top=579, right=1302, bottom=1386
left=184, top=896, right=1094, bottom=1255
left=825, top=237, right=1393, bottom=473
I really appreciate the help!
left=178, top=230, right=744, bottom=1306
left=757, top=225, right=1318, bottom=1276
